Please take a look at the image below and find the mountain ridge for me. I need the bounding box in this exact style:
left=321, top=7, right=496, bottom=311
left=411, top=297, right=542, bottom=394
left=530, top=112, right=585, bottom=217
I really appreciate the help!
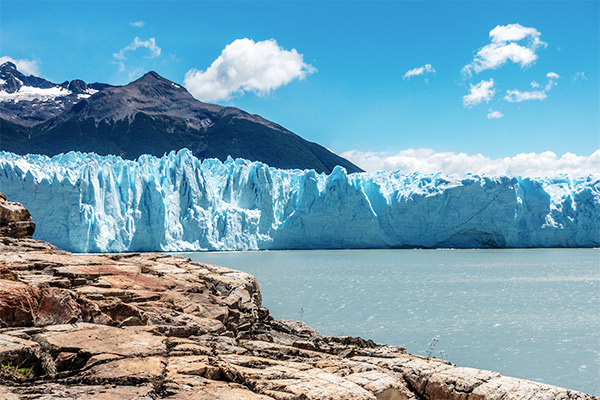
left=0, top=61, right=114, bottom=126
left=0, top=64, right=362, bottom=174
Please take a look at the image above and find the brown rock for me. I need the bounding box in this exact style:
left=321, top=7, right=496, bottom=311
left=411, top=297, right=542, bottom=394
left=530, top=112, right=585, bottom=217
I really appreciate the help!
left=0, top=280, right=110, bottom=327
left=0, top=266, right=18, bottom=281
left=54, top=351, right=79, bottom=371
left=0, top=383, right=156, bottom=399
left=146, top=310, right=226, bottom=337
left=34, top=287, right=110, bottom=326
left=0, top=193, right=35, bottom=239
left=0, top=333, right=40, bottom=367
left=53, top=263, right=141, bottom=280
left=164, top=380, right=275, bottom=400
left=345, top=371, right=412, bottom=400
left=166, top=355, right=223, bottom=383
left=36, top=323, right=166, bottom=357
left=98, top=300, right=144, bottom=324
left=0, top=279, right=39, bottom=326
left=216, top=354, right=377, bottom=400
left=0, top=236, right=60, bottom=252
left=80, top=356, right=166, bottom=385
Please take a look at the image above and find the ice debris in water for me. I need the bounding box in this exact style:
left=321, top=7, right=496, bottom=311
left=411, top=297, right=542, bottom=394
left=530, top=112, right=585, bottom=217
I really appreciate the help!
left=0, top=149, right=598, bottom=252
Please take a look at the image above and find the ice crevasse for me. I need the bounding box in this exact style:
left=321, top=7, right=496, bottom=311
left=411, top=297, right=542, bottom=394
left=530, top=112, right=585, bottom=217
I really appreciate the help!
left=0, top=149, right=598, bottom=252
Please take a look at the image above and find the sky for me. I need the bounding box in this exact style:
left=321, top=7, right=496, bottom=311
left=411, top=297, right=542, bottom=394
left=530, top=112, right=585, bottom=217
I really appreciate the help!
left=1, top=1, right=599, bottom=175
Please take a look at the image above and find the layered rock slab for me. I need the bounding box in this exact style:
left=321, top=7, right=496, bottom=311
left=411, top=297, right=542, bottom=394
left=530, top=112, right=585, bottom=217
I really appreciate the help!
left=0, top=193, right=35, bottom=239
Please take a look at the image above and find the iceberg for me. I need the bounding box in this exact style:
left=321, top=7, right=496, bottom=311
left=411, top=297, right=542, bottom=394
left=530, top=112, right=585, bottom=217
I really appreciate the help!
left=0, top=149, right=598, bottom=252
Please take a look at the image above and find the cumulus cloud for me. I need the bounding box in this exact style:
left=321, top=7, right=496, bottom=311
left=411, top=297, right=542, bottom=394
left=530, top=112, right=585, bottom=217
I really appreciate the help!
left=184, top=38, right=315, bottom=102
left=504, top=71, right=558, bottom=102
left=462, top=23, right=546, bottom=76
left=487, top=110, right=504, bottom=119
left=463, top=79, right=495, bottom=107
left=0, top=56, right=40, bottom=76
left=113, top=37, right=161, bottom=60
left=489, top=24, right=545, bottom=46
left=403, top=64, right=436, bottom=80
left=341, top=148, right=600, bottom=177
left=130, top=21, right=145, bottom=28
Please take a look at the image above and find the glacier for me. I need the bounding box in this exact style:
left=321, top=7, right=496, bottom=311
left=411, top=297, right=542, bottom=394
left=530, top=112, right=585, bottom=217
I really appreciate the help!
left=0, top=149, right=598, bottom=252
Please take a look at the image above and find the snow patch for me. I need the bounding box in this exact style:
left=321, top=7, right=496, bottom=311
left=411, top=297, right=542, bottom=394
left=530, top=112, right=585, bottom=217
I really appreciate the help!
left=76, top=88, right=99, bottom=99
left=0, top=85, right=71, bottom=102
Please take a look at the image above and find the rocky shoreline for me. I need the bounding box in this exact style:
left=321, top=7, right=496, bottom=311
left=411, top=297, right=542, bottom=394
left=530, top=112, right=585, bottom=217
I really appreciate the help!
left=0, top=194, right=597, bottom=400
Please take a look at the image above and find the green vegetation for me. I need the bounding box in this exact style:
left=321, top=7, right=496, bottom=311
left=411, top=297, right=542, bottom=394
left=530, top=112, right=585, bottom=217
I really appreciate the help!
left=0, top=361, right=35, bottom=382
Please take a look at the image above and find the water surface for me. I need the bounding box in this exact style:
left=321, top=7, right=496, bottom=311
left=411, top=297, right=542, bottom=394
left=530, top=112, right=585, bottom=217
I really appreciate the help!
left=181, top=248, right=600, bottom=395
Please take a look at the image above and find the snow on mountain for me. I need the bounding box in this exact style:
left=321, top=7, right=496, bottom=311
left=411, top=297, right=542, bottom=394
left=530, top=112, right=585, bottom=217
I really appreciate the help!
left=0, top=85, right=72, bottom=102
left=0, top=62, right=112, bottom=126
left=1, top=149, right=598, bottom=252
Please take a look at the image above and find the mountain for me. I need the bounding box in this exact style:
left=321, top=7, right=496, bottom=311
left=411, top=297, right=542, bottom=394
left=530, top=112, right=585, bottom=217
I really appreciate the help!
left=0, top=62, right=112, bottom=126
left=0, top=63, right=362, bottom=174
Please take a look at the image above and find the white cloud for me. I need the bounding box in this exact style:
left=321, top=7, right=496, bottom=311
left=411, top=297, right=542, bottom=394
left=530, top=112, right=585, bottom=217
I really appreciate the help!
left=130, top=21, right=145, bottom=28
left=113, top=37, right=161, bottom=60
left=487, top=110, right=504, bottom=119
left=463, top=79, right=495, bottom=107
left=341, top=148, right=600, bottom=177
left=504, top=71, right=559, bottom=102
left=504, top=89, right=547, bottom=102
left=0, top=56, right=40, bottom=76
left=545, top=71, right=559, bottom=91
left=462, top=23, right=546, bottom=75
left=489, top=24, right=544, bottom=46
left=573, top=72, right=587, bottom=80
left=183, top=38, right=315, bottom=102
left=403, top=64, right=436, bottom=80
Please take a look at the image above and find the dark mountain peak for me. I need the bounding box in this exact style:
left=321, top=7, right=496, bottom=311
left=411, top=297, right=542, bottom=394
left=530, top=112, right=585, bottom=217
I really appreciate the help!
left=1, top=63, right=58, bottom=92
left=59, top=79, right=114, bottom=94
left=67, top=79, right=89, bottom=94
left=142, top=71, right=162, bottom=80
left=1, top=62, right=17, bottom=71
left=1, top=62, right=29, bottom=93
left=133, top=71, right=175, bottom=86
left=51, top=69, right=211, bottom=126
left=129, top=71, right=187, bottom=95
left=59, top=79, right=88, bottom=93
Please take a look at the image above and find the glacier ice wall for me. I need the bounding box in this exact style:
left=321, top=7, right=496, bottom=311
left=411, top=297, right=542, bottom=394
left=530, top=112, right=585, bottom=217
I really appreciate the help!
left=1, top=149, right=598, bottom=252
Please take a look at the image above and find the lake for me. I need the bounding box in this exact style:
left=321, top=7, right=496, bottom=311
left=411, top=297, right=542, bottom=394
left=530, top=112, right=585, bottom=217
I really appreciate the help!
left=181, top=248, right=600, bottom=395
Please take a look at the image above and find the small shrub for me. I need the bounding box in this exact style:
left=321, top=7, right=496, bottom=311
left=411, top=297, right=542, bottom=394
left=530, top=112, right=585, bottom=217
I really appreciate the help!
left=426, top=337, right=439, bottom=358
left=0, top=361, right=35, bottom=382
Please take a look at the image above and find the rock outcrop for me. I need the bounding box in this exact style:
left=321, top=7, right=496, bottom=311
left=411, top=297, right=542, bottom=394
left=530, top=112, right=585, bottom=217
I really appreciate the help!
left=0, top=194, right=596, bottom=400
left=0, top=193, right=35, bottom=239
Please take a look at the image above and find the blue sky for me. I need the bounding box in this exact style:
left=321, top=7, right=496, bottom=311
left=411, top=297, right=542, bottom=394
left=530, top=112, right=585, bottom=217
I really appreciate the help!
left=1, top=1, right=598, bottom=173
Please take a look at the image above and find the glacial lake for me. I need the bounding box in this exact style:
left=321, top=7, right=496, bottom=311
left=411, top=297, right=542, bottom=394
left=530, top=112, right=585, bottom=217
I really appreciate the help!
left=180, top=248, right=600, bottom=395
